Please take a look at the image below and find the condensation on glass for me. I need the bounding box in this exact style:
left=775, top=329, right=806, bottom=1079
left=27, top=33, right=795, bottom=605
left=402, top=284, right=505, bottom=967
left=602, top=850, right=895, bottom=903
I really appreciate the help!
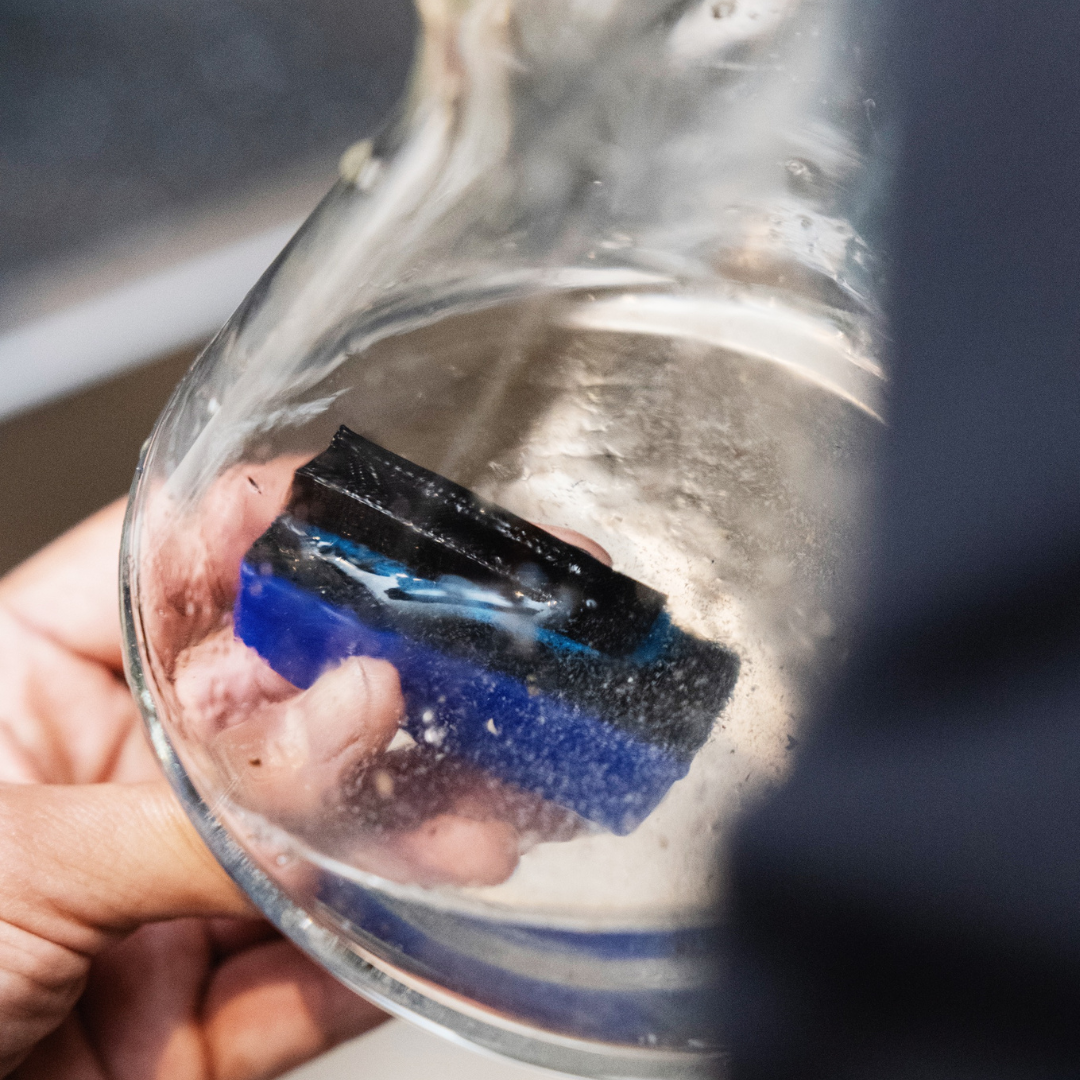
left=122, top=0, right=883, bottom=1075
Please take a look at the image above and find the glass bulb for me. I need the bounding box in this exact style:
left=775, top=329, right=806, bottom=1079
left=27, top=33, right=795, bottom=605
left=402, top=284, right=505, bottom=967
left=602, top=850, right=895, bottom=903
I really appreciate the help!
left=122, top=0, right=883, bottom=1074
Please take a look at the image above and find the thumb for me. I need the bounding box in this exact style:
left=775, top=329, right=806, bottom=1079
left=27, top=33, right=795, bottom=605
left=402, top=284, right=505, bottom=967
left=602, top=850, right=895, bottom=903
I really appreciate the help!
left=0, top=781, right=252, bottom=954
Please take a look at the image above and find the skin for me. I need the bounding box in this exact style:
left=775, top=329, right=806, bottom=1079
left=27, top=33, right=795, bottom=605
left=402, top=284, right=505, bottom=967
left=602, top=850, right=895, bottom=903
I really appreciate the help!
left=0, top=470, right=610, bottom=1078
left=0, top=501, right=386, bottom=1079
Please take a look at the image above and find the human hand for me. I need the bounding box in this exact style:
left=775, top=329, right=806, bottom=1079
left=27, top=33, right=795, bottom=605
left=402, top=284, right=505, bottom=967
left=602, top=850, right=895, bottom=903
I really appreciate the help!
left=140, top=458, right=608, bottom=887
left=0, top=501, right=386, bottom=1079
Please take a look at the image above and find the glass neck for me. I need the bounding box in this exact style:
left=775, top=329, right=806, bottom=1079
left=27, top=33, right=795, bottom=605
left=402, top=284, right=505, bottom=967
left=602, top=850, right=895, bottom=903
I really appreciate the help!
left=166, top=0, right=879, bottom=498
left=361, top=0, right=877, bottom=306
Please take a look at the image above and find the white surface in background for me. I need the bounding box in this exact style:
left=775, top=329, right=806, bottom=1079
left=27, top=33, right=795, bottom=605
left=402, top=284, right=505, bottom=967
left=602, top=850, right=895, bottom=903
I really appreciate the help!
left=0, top=219, right=301, bottom=423
left=284, top=1019, right=550, bottom=1080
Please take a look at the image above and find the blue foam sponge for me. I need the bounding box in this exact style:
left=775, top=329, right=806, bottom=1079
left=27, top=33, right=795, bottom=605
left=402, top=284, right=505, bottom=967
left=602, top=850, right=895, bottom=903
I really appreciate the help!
left=233, top=428, right=738, bottom=834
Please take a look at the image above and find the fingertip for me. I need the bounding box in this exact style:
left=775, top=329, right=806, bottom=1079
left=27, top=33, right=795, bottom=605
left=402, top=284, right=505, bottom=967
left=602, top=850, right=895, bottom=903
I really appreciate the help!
left=537, top=524, right=614, bottom=566
left=206, top=654, right=406, bottom=824
left=298, top=656, right=404, bottom=762
left=201, top=455, right=312, bottom=602
left=394, top=814, right=520, bottom=887
left=174, top=628, right=296, bottom=738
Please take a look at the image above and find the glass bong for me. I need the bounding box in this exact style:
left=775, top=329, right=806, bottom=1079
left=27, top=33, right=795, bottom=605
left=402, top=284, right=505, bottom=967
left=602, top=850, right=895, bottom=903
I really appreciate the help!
left=121, top=0, right=882, bottom=1075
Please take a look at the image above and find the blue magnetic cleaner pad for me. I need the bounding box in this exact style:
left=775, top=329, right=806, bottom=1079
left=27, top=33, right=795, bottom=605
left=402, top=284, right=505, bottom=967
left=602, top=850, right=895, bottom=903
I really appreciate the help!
left=233, top=428, right=738, bottom=833
left=236, top=557, right=689, bottom=833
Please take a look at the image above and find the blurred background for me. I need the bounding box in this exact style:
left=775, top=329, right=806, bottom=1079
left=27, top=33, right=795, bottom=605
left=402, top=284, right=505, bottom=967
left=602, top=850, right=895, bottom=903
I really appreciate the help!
left=0, top=2, right=545, bottom=1075
left=0, top=0, right=414, bottom=573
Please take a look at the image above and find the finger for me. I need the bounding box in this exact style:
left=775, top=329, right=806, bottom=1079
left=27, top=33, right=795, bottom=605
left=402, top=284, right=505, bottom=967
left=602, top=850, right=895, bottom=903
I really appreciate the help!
left=356, top=775, right=584, bottom=887
left=196, top=456, right=311, bottom=606
left=0, top=784, right=250, bottom=1075
left=384, top=813, right=520, bottom=887
left=4, top=1014, right=101, bottom=1080
left=175, top=636, right=405, bottom=824
left=538, top=523, right=613, bottom=566
left=205, top=916, right=280, bottom=959
left=173, top=627, right=298, bottom=735
left=216, top=655, right=405, bottom=824
left=0, top=498, right=128, bottom=672
left=81, top=920, right=384, bottom=1080
left=0, top=600, right=144, bottom=785
left=337, top=755, right=578, bottom=888
left=141, top=455, right=309, bottom=667
left=203, top=937, right=386, bottom=1080
left=0, top=781, right=252, bottom=957
left=79, top=918, right=212, bottom=1079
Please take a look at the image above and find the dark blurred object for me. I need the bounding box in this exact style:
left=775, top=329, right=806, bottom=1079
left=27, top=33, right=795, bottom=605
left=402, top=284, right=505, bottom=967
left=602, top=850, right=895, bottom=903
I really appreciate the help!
left=0, top=0, right=415, bottom=301
left=0, top=346, right=197, bottom=574
left=728, top=2, right=1080, bottom=1078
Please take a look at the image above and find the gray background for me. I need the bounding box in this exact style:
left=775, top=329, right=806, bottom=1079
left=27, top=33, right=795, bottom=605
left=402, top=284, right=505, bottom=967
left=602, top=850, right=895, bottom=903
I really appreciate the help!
left=0, top=0, right=413, bottom=567
left=0, top=0, right=414, bottom=302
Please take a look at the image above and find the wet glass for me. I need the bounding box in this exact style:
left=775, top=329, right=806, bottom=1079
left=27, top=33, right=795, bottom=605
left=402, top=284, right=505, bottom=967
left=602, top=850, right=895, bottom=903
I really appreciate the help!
left=122, top=0, right=883, bottom=1075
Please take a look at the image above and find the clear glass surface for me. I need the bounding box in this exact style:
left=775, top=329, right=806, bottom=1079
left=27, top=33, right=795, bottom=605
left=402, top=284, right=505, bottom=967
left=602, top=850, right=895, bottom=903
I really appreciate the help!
left=122, top=1, right=883, bottom=1075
